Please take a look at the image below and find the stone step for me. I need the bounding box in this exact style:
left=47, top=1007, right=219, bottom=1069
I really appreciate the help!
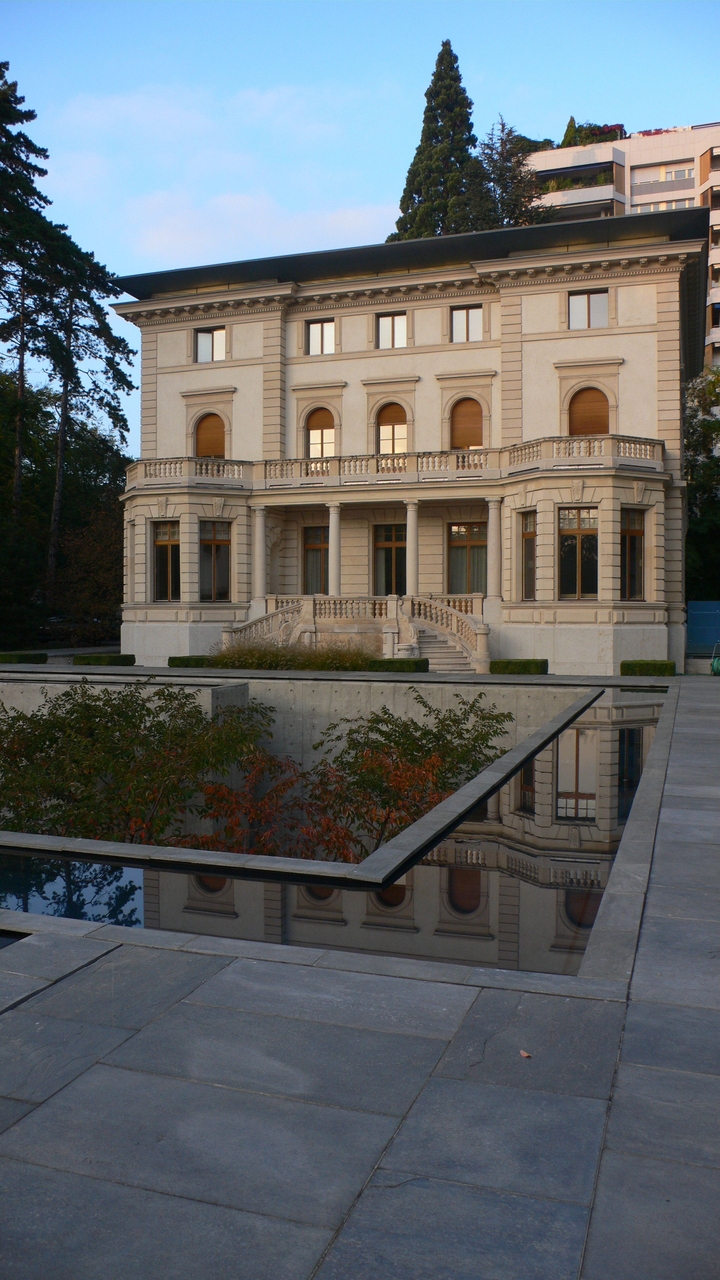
left=416, top=628, right=474, bottom=673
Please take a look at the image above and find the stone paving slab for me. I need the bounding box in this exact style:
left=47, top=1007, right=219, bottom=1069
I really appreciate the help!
left=630, top=914, right=720, bottom=1009
left=622, top=1000, right=720, bottom=1076
left=381, top=1076, right=606, bottom=1204
left=605, top=1061, right=720, bottom=1167
left=0, top=933, right=119, bottom=982
left=104, top=999, right=444, bottom=1115
left=0, top=972, right=49, bottom=1014
left=314, top=1169, right=589, bottom=1280
left=0, top=1062, right=399, bottom=1230
left=185, top=956, right=478, bottom=1038
left=181, top=935, right=326, bottom=964
left=0, top=1097, right=33, bottom=1134
left=314, top=949, right=473, bottom=985
left=643, top=884, right=720, bottom=921
left=433, top=988, right=625, bottom=1098
left=0, top=909, right=101, bottom=937
left=0, top=1156, right=331, bottom=1280
left=0, top=1009, right=132, bottom=1103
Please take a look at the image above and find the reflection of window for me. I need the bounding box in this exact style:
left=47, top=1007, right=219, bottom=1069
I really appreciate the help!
left=200, top=521, right=230, bottom=602
left=568, top=291, right=608, bottom=329
left=304, top=526, right=329, bottom=595
left=306, top=408, right=335, bottom=457
left=621, top=510, right=644, bottom=600
left=375, top=883, right=406, bottom=908
left=195, top=413, right=225, bottom=458
left=565, top=889, right=602, bottom=929
left=377, top=314, right=407, bottom=349
left=154, top=522, right=180, bottom=602
left=559, top=508, right=598, bottom=599
left=557, top=728, right=596, bottom=820
left=448, top=523, right=487, bottom=594
left=450, top=398, right=483, bottom=449
left=451, top=307, right=483, bottom=343
left=194, top=875, right=229, bottom=894
left=196, top=328, right=225, bottom=362
left=377, top=402, right=407, bottom=454
left=518, top=759, right=535, bottom=814
left=522, top=511, right=536, bottom=600
left=374, top=525, right=406, bottom=596
left=568, top=388, right=609, bottom=436
left=447, top=867, right=482, bottom=914
left=307, top=320, right=335, bottom=355
left=305, top=884, right=335, bottom=902
left=618, top=727, right=643, bottom=821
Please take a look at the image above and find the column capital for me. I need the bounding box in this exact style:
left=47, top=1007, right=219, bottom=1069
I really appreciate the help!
left=326, top=501, right=341, bottom=512
left=487, top=497, right=502, bottom=509
left=404, top=498, right=419, bottom=510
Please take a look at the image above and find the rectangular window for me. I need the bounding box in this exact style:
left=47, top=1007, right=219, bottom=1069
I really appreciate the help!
left=377, top=313, right=407, bottom=349
left=451, top=306, right=483, bottom=343
left=374, top=524, right=406, bottom=595
left=559, top=508, right=598, bottom=599
left=378, top=420, right=408, bottom=454
left=557, top=728, right=597, bottom=821
left=522, top=511, right=536, bottom=601
left=307, top=320, right=335, bottom=355
left=620, top=509, right=644, bottom=600
left=304, top=526, right=329, bottom=595
left=196, top=328, right=225, bottom=363
left=568, top=291, right=609, bottom=330
left=199, top=521, right=230, bottom=602
left=518, top=759, right=535, bottom=815
left=154, top=521, right=180, bottom=601
left=618, top=727, right=643, bottom=822
left=448, top=523, right=487, bottom=594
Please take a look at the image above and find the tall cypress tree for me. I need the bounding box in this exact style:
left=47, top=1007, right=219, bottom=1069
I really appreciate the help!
left=388, top=41, right=489, bottom=241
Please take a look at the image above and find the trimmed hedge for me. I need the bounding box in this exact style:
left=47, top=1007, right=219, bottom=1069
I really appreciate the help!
left=366, top=658, right=430, bottom=673
left=620, top=660, right=676, bottom=676
left=168, top=654, right=431, bottom=673
left=0, top=652, right=47, bottom=664
left=168, top=656, right=212, bottom=668
left=72, top=654, right=135, bottom=666
left=490, top=659, right=549, bottom=675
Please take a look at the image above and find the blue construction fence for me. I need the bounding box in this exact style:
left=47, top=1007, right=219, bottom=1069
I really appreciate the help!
left=687, top=602, right=720, bottom=655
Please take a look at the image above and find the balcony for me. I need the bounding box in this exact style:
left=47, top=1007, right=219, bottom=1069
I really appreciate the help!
left=125, top=435, right=666, bottom=495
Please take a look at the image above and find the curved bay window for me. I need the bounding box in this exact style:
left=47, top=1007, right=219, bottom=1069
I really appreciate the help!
left=377, top=403, right=407, bottom=455
left=200, top=521, right=230, bottom=602
left=621, top=509, right=644, bottom=600
left=304, top=526, right=329, bottom=595
left=375, top=524, right=406, bottom=596
left=154, top=521, right=180, bottom=602
left=306, top=407, right=335, bottom=458
left=568, top=388, right=609, bottom=436
left=450, top=398, right=483, bottom=450
left=448, top=523, right=487, bottom=595
left=195, top=413, right=226, bottom=458
left=559, top=508, right=598, bottom=599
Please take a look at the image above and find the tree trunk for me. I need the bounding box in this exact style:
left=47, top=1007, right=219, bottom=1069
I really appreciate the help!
left=46, top=301, right=74, bottom=604
left=11, top=273, right=26, bottom=522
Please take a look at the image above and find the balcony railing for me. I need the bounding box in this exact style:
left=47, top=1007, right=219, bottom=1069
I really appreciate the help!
left=125, top=435, right=665, bottom=493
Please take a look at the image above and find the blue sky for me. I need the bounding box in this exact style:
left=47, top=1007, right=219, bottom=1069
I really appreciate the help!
left=4, top=0, right=717, bottom=452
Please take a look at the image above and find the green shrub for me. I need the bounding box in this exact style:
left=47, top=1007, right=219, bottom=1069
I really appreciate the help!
left=0, top=652, right=47, bottom=664
left=72, top=654, right=135, bottom=666
left=620, top=660, right=676, bottom=676
left=490, top=659, right=549, bottom=675
left=201, top=641, right=379, bottom=671
left=366, top=658, right=430, bottom=672
left=168, top=656, right=212, bottom=668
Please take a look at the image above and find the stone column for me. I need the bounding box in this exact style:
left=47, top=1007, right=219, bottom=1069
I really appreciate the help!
left=252, top=505, right=267, bottom=605
left=405, top=500, right=419, bottom=596
left=328, top=503, right=341, bottom=596
left=486, top=499, right=502, bottom=598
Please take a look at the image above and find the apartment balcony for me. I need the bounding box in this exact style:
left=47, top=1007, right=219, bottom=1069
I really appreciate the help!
left=125, top=435, right=666, bottom=496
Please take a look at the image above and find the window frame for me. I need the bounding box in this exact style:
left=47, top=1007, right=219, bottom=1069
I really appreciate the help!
left=376, top=403, right=408, bottom=455
left=447, top=522, right=487, bottom=595
left=303, top=525, right=329, bottom=595
left=306, top=319, right=335, bottom=356
left=517, top=758, right=536, bottom=815
left=556, top=727, right=597, bottom=822
left=450, top=306, right=483, bottom=344
left=153, top=521, right=181, bottom=602
left=568, top=290, right=609, bottom=330
left=376, top=313, right=407, bottom=350
left=306, top=408, right=336, bottom=458
left=521, top=510, right=537, bottom=601
left=558, top=507, right=599, bottom=600
left=374, top=524, right=407, bottom=596
left=195, top=327, right=226, bottom=363
left=620, top=509, right=644, bottom=601
left=199, top=520, right=231, bottom=602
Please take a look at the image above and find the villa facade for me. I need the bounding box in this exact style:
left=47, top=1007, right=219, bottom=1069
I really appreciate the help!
left=116, top=209, right=708, bottom=674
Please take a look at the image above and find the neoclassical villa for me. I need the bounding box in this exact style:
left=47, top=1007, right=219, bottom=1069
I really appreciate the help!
left=116, top=209, right=707, bottom=674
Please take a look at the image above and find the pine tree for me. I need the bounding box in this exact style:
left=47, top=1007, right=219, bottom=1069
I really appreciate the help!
left=388, top=40, right=490, bottom=241
left=480, top=117, right=547, bottom=228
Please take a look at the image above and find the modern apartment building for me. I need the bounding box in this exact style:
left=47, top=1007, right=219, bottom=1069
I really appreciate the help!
left=115, top=209, right=707, bottom=675
left=528, top=122, right=720, bottom=365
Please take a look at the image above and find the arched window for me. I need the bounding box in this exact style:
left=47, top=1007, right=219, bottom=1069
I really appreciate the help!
left=451, top=398, right=483, bottom=449
left=374, top=883, right=406, bottom=908
left=194, top=875, right=229, bottom=894
left=568, top=388, right=609, bottom=436
left=448, top=867, right=482, bottom=914
left=377, top=402, right=407, bottom=455
left=307, top=407, right=335, bottom=458
left=564, top=888, right=602, bottom=930
left=195, top=413, right=226, bottom=458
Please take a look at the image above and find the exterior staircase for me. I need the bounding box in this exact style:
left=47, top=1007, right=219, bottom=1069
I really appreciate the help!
left=417, top=628, right=475, bottom=673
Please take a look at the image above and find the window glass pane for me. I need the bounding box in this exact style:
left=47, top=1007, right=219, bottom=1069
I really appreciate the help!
left=375, top=546, right=392, bottom=594
left=379, top=423, right=394, bottom=453
left=378, top=315, right=393, bottom=348
left=469, top=544, right=487, bottom=594
left=199, top=543, right=213, bottom=601
left=579, top=508, right=598, bottom=529
left=308, top=323, right=322, bottom=355
left=214, top=522, right=230, bottom=540
left=523, top=533, right=536, bottom=600
left=212, top=328, right=225, bottom=360
left=568, top=294, right=588, bottom=330
left=467, top=307, right=483, bottom=341
left=628, top=536, right=642, bottom=599
left=559, top=534, right=578, bottom=597
left=580, top=533, right=598, bottom=596
left=577, top=728, right=597, bottom=795
left=155, top=544, right=169, bottom=600
left=559, top=508, right=578, bottom=529
left=448, top=545, right=467, bottom=593
left=451, top=309, right=467, bottom=343
left=196, top=331, right=213, bottom=362
left=393, top=314, right=407, bottom=347
left=393, top=423, right=408, bottom=453
left=304, top=548, right=323, bottom=594
left=199, top=520, right=213, bottom=540
left=589, top=292, right=609, bottom=328
left=522, top=510, right=536, bottom=533
left=322, top=321, right=335, bottom=354
left=618, top=727, right=643, bottom=821
left=322, top=428, right=334, bottom=456
left=557, top=730, right=576, bottom=795
left=308, top=430, right=322, bottom=457
left=214, top=544, right=230, bottom=601
left=170, top=543, right=181, bottom=601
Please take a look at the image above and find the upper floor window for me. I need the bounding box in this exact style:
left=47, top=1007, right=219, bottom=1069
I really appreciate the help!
left=557, top=727, right=597, bottom=820
left=569, top=291, right=608, bottom=330
left=196, top=328, right=225, bottom=363
left=517, top=758, right=535, bottom=814
left=377, top=313, right=407, bottom=349
left=195, top=413, right=225, bottom=458
left=200, top=521, right=230, bottom=602
left=621, top=509, right=644, bottom=600
left=559, top=507, right=598, bottom=599
left=450, top=398, right=483, bottom=450
left=522, top=511, right=537, bottom=601
left=307, top=407, right=335, bottom=458
left=307, top=320, right=335, bottom=355
left=154, top=521, right=180, bottom=602
left=377, top=402, right=407, bottom=454
left=569, top=387, right=609, bottom=436
left=451, top=306, right=483, bottom=343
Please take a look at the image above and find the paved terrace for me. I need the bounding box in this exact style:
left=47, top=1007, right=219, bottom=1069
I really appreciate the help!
left=0, top=677, right=716, bottom=1279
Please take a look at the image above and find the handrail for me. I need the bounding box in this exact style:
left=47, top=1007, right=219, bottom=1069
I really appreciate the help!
left=0, top=689, right=604, bottom=890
